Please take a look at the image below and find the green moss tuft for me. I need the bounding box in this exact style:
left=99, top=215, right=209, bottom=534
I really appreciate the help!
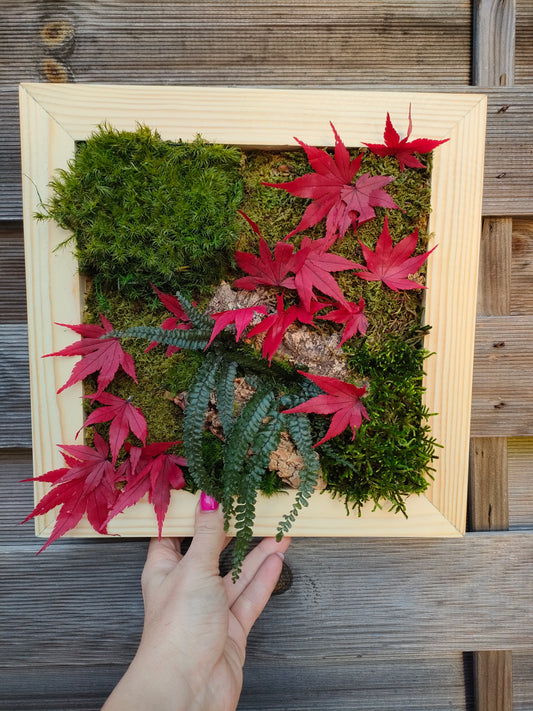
left=39, top=125, right=244, bottom=299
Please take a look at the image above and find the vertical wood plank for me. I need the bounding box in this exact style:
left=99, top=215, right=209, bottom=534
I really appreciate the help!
left=469, top=438, right=509, bottom=530
left=471, top=2, right=515, bottom=708
left=472, top=0, right=516, bottom=85
left=476, top=218, right=512, bottom=316
left=474, top=651, right=513, bottom=711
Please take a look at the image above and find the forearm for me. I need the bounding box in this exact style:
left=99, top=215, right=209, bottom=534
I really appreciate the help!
left=102, top=650, right=195, bottom=711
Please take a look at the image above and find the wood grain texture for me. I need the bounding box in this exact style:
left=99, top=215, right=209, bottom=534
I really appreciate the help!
left=515, top=0, right=533, bottom=84
left=473, top=0, right=516, bottom=86
left=19, top=84, right=486, bottom=539
left=0, top=654, right=474, bottom=711
left=0, top=325, right=31, bottom=448
left=471, top=315, right=533, bottom=436
left=0, top=0, right=471, bottom=220
left=513, top=650, right=533, bottom=711
left=508, top=437, right=533, bottom=529
left=474, top=650, right=513, bottom=711
left=477, top=217, right=512, bottom=316
left=511, top=218, right=533, bottom=315
left=0, top=449, right=34, bottom=544
left=0, top=659, right=473, bottom=711
left=1, top=533, right=532, bottom=663
left=469, top=438, right=509, bottom=530
left=0, top=224, right=26, bottom=323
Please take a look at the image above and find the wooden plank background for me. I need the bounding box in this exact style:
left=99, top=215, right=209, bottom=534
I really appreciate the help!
left=1, top=1, right=532, bottom=709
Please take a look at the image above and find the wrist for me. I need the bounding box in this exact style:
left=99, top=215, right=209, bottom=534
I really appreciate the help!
left=103, top=649, right=195, bottom=711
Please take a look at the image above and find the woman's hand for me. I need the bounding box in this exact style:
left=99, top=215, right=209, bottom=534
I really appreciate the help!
left=102, top=494, right=290, bottom=711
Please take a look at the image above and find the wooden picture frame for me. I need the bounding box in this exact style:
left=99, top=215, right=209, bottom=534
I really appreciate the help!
left=20, top=83, right=486, bottom=540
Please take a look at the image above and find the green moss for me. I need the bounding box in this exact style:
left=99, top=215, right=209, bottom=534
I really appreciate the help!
left=39, top=125, right=244, bottom=300
left=320, top=327, right=436, bottom=513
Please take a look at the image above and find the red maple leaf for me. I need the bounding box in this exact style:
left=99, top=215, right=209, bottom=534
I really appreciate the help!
left=263, top=123, right=398, bottom=239
left=363, top=105, right=449, bottom=172
left=206, top=305, right=268, bottom=348
left=78, top=393, right=148, bottom=464
left=318, top=297, right=368, bottom=346
left=282, top=372, right=370, bottom=447
left=354, top=216, right=436, bottom=291
left=22, top=432, right=118, bottom=551
left=145, top=286, right=192, bottom=356
left=293, top=298, right=330, bottom=326
left=247, top=294, right=299, bottom=363
left=233, top=212, right=305, bottom=290
left=292, top=235, right=359, bottom=310
left=107, top=441, right=186, bottom=537
left=44, top=314, right=137, bottom=400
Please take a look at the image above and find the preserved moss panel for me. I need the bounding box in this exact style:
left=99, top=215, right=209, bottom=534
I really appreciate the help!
left=40, top=125, right=437, bottom=567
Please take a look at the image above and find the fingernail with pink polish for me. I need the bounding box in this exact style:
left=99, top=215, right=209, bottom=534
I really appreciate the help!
left=200, top=491, right=219, bottom=511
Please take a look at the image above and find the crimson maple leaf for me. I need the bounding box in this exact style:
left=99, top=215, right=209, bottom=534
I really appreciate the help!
left=292, top=235, right=359, bottom=311
left=233, top=212, right=304, bottom=290
left=283, top=372, right=370, bottom=447
left=78, top=393, right=148, bottom=464
left=354, top=217, right=436, bottom=291
left=107, top=441, right=186, bottom=537
left=263, top=123, right=398, bottom=239
left=145, top=286, right=192, bottom=356
left=247, top=295, right=299, bottom=363
left=206, top=305, right=268, bottom=348
left=363, top=105, right=449, bottom=172
left=44, top=314, right=137, bottom=399
left=22, top=432, right=118, bottom=551
left=318, top=297, right=368, bottom=346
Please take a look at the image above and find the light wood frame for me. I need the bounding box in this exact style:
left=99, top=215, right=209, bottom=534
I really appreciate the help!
left=20, top=83, right=486, bottom=540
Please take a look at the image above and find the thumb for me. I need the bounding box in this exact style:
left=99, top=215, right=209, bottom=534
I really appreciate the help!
left=185, top=492, right=227, bottom=575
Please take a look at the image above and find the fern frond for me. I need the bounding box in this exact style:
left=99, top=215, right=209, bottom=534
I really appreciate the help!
left=215, top=358, right=238, bottom=438
left=110, top=325, right=210, bottom=351
left=231, top=406, right=283, bottom=581
left=222, top=389, right=275, bottom=522
left=276, top=410, right=320, bottom=541
left=183, top=353, right=223, bottom=491
left=173, top=289, right=215, bottom=332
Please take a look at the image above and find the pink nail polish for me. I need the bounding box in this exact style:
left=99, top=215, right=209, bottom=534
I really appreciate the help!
left=200, top=491, right=219, bottom=511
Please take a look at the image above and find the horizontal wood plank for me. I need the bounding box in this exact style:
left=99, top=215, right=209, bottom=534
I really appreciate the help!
left=471, top=315, right=533, bottom=436
left=0, top=654, right=474, bottom=711
left=1, top=532, right=532, bottom=664
left=0, top=0, right=471, bottom=220
left=0, top=656, right=474, bottom=711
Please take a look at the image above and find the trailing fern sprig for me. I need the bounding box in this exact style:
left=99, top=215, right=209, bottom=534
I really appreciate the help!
left=214, top=358, right=238, bottom=438
left=221, top=389, right=275, bottom=523
left=276, top=399, right=320, bottom=541
left=182, top=352, right=223, bottom=493
left=110, top=325, right=211, bottom=351
left=231, top=405, right=284, bottom=580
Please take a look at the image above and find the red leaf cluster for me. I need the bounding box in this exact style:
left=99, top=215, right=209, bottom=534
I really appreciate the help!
left=363, top=105, right=449, bottom=172
left=282, top=372, right=370, bottom=447
left=44, top=314, right=137, bottom=400
left=263, top=123, right=398, bottom=239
